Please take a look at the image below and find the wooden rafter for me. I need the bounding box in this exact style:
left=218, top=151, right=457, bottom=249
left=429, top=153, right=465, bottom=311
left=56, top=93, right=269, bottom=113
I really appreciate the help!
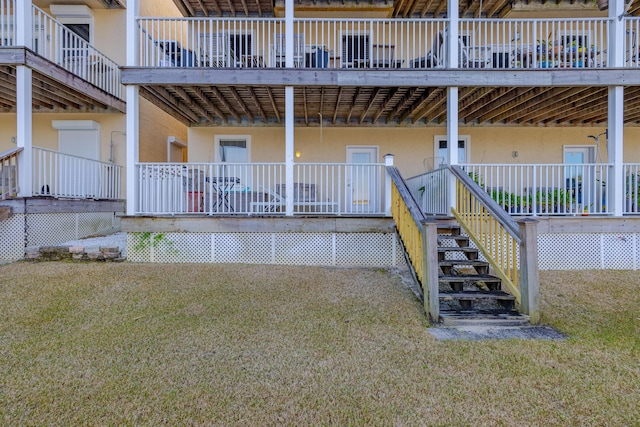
left=247, top=87, right=268, bottom=122
left=239, top=0, right=250, bottom=15
left=476, top=88, right=536, bottom=123
left=333, top=87, right=344, bottom=124
left=173, top=0, right=195, bottom=16
left=195, top=0, right=210, bottom=15
left=518, top=88, right=601, bottom=123
left=345, top=88, right=361, bottom=124
left=498, top=87, right=581, bottom=122
left=460, top=87, right=509, bottom=120
left=228, top=87, right=254, bottom=122
left=171, top=86, right=216, bottom=124
left=227, top=0, right=237, bottom=16
left=359, top=87, right=381, bottom=123
left=400, top=89, right=438, bottom=123
left=210, top=87, right=242, bottom=122
left=266, top=87, right=281, bottom=123
left=302, top=87, right=309, bottom=124
left=146, top=86, right=200, bottom=123
left=420, top=0, right=437, bottom=17
left=188, top=86, right=228, bottom=123
left=372, top=87, right=399, bottom=124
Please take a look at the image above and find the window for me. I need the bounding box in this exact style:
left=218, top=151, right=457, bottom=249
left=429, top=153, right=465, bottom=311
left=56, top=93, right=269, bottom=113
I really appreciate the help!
left=50, top=5, right=94, bottom=65
left=342, top=33, right=370, bottom=68
left=435, top=136, right=470, bottom=165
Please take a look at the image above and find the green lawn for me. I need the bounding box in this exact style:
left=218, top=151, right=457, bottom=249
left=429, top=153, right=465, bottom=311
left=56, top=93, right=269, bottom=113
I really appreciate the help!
left=0, top=263, right=638, bottom=426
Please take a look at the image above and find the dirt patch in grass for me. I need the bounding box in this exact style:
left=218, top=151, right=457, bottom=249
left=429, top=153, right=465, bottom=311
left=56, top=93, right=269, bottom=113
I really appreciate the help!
left=0, top=263, right=638, bottom=425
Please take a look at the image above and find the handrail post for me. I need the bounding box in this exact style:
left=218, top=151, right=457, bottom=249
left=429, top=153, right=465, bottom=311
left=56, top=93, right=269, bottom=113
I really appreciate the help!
left=421, top=219, right=440, bottom=324
left=518, top=218, right=540, bottom=324
left=384, top=154, right=394, bottom=217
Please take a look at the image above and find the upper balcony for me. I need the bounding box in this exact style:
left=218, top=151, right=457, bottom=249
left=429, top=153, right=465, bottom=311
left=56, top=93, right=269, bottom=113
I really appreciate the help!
left=0, top=1, right=124, bottom=112
left=134, top=16, right=640, bottom=71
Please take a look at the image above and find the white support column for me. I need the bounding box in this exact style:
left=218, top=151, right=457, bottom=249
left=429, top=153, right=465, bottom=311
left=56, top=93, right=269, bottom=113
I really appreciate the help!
left=446, top=0, right=459, bottom=69
left=16, top=67, right=33, bottom=197
left=16, top=0, right=33, bottom=197
left=285, top=86, right=295, bottom=216
left=447, top=87, right=459, bottom=213
left=446, top=0, right=460, bottom=212
left=609, top=0, right=625, bottom=216
left=285, top=0, right=294, bottom=68
left=125, top=0, right=139, bottom=216
left=384, top=154, right=394, bottom=217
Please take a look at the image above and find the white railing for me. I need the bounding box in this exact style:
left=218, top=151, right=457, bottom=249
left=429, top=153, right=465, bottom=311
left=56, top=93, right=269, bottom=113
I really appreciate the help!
left=33, top=147, right=122, bottom=200
left=460, top=18, right=609, bottom=69
left=135, top=17, right=640, bottom=70
left=32, top=6, right=121, bottom=98
left=0, top=147, right=22, bottom=200
left=0, top=0, right=14, bottom=47
left=405, top=167, right=450, bottom=215
left=461, top=163, right=611, bottom=216
left=135, top=162, right=386, bottom=215
left=624, top=163, right=640, bottom=214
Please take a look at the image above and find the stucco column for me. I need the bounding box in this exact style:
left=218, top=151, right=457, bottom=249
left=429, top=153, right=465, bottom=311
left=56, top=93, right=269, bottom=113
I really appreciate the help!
left=125, top=0, right=139, bottom=216
left=16, top=0, right=33, bottom=197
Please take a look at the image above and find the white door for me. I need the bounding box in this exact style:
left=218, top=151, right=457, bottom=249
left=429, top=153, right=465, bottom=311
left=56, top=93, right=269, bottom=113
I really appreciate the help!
left=346, top=146, right=378, bottom=213
left=564, top=146, right=597, bottom=211
left=59, top=129, right=100, bottom=197
left=435, top=137, right=468, bottom=165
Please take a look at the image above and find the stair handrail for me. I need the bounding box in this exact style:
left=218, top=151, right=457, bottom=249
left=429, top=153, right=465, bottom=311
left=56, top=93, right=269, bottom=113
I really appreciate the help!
left=449, top=165, right=539, bottom=323
left=450, top=165, right=521, bottom=241
left=387, top=166, right=440, bottom=323
left=0, top=147, right=23, bottom=200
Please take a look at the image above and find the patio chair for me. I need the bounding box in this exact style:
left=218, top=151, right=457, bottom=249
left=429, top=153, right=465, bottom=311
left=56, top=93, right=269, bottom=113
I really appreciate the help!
left=410, top=31, right=468, bottom=68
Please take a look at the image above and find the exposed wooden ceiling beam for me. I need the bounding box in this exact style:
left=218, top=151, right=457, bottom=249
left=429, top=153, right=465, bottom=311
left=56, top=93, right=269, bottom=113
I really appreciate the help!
left=423, top=91, right=448, bottom=123
left=239, top=0, right=250, bottom=16
left=346, top=88, right=361, bottom=124
left=333, top=87, right=344, bottom=124
left=145, top=86, right=200, bottom=123
left=400, top=88, right=438, bottom=123
left=359, top=87, right=381, bottom=123
left=247, top=87, right=268, bottom=123
left=210, top=87, right=242, bottom=122
left=372, top=87, right=399, bottom=124
left=172, top=0, right=195, bottom=16
left=255, top=0, right=263, bottom=16
left=420, top=0, right=437, bottom=17
left=392, top=0, right=407, bottom=17
left=477, top=88, right=537, bottom=123
left=433, top=1, right=446, bottom=17
left=266, top=87, right=281, bottom=123
left=460, top=87, right=508, bottom=119
left=171, top=86, right=216, bottom=124
left=195, top=0, right=210, bottom=15
left=227, top=0, right=237, bottom=16
left=498, top=87, right=581, bottom=122
left=189, top=86, right=228, bottom=123
left=542, top=91, right=606, bottom=123
left=386, top=88, right=419, bottom=123
left=519, top=88, right=602, bottom=123
left=302, top=87, right=309, bottom=125
left=228, top=87, right=254, bottom=122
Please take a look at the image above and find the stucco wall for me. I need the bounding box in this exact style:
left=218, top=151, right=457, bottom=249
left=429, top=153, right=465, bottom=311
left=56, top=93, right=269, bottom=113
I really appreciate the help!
left=187, top=126, right=640, bottom=177
left=139, top=98, right=189, bottom=162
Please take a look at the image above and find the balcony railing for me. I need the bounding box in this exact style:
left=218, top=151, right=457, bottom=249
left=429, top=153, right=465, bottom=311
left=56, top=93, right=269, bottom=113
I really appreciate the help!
left=624, top=163, right=640, bottom=214
left=135, top=162, right=386, bottom=216
left=0, top=3, right=121, bottom=98
left=135, top=16, right=640, bottom=70
left=33, top=147, right=122, bottom=200
left=0, top=147, right=22, bottom=200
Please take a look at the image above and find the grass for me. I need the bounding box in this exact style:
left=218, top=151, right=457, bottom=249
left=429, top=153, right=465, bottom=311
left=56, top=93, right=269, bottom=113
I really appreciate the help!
left=0, top=262, right=638, bottom=426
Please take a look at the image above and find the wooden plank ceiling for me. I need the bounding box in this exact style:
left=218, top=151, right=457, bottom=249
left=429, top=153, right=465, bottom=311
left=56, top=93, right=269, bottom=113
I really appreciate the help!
left=172, top=0, right=630, bottom=17
left=0, top=65, right=122, bottom=113
left=140, top=83, right=640, bottom=127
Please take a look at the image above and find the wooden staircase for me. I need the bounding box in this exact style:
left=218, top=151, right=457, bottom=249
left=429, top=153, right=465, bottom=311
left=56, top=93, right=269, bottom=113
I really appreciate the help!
left=436, top=221, right=529, bottom=326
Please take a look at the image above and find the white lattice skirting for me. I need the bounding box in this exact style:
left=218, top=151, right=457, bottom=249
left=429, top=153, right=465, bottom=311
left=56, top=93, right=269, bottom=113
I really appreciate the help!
left=0, top=212, right=120, bottom=260
left=127, top=232, right=407, bottom=267
left=538, top=233, right=640, bottom=270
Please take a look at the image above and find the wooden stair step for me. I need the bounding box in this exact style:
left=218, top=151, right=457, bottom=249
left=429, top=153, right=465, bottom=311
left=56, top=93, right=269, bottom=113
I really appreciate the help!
left=439, top=274, right=501, bottom=284
left=0, top=206, right=11, bottom=221
left=436, top=225, right=461, bottom=236
left=439, top=291, right=515, bottom=301
left=439, top=311, right=530, bottom=327
left=439, top=260, right=489, bottom=275
left=437, top=235, right=470, bottom=246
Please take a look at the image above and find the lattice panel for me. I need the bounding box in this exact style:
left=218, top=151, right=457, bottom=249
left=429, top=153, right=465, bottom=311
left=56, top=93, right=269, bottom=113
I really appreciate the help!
left=394, top=234, right=407, bottom=267
left=215, top=233, right=274, bottom=264
left=0, top=214, right=25, bottom=260
left=153, top=233, right=211, bottom=263
left=602, top=233, right=636, bottom=270
left=336, top=233, right=394, bottom=266
left=538, top=233, right=601, bottom=270
left=274, top=233, right=333, bottom=265
left=127, top=233, right=151, bottom=262
left=77, top=212, right=117, bottom=238
left=26, top=213, right=77, bottom=247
